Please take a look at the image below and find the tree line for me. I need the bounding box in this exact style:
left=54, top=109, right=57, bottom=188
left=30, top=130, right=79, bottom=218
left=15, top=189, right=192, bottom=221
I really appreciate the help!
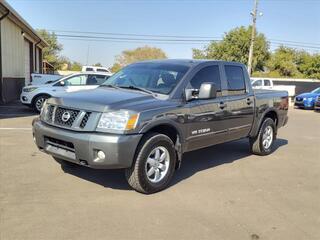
left=37, top=27, right=320, bottom=79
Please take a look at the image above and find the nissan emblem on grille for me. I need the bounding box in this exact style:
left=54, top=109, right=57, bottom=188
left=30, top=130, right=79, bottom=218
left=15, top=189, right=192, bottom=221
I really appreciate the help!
left=61, top=111, right=71, bottom=122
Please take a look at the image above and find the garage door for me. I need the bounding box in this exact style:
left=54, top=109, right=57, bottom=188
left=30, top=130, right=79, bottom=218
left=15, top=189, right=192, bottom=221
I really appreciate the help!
left=24, top=40, right=31, bottom=85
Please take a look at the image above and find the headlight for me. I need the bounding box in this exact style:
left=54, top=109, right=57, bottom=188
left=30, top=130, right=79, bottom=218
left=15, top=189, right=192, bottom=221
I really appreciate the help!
left=97, top=110, right=139, bottom=132
left=23, top=87, right=38, bottom=92
left=307, top=97, right=314, bottom=101
left=40, top=101, right=48, bottom=118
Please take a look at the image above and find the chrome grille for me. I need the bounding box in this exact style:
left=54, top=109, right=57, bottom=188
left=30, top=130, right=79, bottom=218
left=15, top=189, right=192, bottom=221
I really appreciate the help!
left=43, top=104, right=93, bottom=129
left=54, top=107, right=80, bottom=127
left=80, top=112, right=91, bottom=128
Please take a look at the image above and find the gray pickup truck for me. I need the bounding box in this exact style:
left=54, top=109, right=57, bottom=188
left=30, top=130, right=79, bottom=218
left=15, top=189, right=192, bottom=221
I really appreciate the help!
left=32, top=60, right=288, bottom=193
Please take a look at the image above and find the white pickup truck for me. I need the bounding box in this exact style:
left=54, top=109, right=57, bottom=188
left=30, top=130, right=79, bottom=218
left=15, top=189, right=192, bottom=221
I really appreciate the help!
left=251, top=78, right=296, bottom=97
left=31, top=73, right=62, bottom=85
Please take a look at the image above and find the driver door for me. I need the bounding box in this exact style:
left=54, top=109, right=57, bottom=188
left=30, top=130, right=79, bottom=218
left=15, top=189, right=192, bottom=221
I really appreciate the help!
left=185, top=64, right=229, bottom=151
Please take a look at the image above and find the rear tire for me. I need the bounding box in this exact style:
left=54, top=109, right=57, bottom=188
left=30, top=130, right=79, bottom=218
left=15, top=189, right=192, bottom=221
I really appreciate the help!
left=33, top=95, right=49, bottom=113
left=250, top=118, right=276, bottom=156
left=125, top=133, right=176, bottom=194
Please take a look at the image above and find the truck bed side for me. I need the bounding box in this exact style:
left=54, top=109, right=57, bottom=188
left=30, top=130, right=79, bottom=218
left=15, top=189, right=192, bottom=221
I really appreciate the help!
left=250, top=89, right=289, bottom=137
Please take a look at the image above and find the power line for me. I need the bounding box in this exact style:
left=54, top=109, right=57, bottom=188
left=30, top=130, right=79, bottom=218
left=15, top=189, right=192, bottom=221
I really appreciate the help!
left=50, top=29, right=320, bottom=47
left=55, top=34, right=219, bottom=43
left=56, top=34, right=320, bottom=50
left=49, top=29, right=221, bottom=39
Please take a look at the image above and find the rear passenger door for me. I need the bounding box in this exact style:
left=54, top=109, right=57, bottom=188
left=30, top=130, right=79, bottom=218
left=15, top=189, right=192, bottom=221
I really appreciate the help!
left=223, top=64, right=254, bottom=140
left=185, top=64, right=229, bottom=151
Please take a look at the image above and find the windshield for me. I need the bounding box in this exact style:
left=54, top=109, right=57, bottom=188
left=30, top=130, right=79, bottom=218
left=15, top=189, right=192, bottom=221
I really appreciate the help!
left=102, top=63, right=189, bottom=94
left=311, top=87, right=320, bottom=94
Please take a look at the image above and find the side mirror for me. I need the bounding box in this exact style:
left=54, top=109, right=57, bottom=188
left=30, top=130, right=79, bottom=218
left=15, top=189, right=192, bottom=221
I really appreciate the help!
left=198, top=82, right=217, bottom=99
left=185, top=88, right=199, bottom=101
left=59, top=80, right=65, bottom=86
left=185, top=82, right=217, bottom=101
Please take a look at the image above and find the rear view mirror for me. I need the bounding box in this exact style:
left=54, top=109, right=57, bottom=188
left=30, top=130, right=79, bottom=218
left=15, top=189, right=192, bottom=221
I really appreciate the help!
left=198, top=82, right=217, bottom=99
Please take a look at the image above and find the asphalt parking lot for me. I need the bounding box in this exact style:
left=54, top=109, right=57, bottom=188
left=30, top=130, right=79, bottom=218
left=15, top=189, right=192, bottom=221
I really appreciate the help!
left=0, top=103, right=319, bottom=240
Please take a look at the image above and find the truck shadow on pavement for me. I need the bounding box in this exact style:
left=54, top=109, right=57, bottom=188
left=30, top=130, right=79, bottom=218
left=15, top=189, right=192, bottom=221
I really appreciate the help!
left=61, top=138, right=288, bottom=191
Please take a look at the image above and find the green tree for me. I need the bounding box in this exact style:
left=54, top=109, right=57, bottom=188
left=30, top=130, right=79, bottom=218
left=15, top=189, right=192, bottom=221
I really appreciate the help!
left=93, top=62, right=103, bottom=67
left=69, top=62, right=82, bottom=71
left=111, top=46, right=167, bottom=72
left=110, top=63, right=122, bottom=73
left=307, top=54, right=320, bottom=79
left=193, top=26, right=270, bottom=72
left=266, top=46, right=301, bottom=77
left=296, top=52, right=320, bottom=79
left=37, top=29, right=64, bottom=70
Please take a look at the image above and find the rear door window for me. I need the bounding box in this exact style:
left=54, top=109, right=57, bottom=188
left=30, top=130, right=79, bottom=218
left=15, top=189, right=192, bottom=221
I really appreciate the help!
left=264, top=80, right=271, bottom=86
left=88, top=75, right=110, bottom=85
left=224, top=65, right=246, bottom=95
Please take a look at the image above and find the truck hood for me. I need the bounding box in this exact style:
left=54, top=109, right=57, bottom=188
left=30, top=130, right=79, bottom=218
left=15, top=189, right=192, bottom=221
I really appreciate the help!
left=48, top=87, right=170, bottom=112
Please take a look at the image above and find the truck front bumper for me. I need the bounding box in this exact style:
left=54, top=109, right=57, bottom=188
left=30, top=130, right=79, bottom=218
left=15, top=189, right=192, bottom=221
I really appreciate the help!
left=32, top=118, right=142, bottom=169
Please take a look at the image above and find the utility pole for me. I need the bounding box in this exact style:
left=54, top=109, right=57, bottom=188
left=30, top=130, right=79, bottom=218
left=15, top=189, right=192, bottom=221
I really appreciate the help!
left=247, top=0, right=259, bottom=75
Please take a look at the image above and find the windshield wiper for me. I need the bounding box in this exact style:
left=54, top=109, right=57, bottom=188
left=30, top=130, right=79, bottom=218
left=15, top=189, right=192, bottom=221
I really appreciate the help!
left=117, top=85, right=154, bottom=95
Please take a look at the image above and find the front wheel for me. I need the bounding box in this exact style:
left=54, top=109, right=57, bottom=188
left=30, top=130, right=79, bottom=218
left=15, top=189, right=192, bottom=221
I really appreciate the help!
left=33, top=95, right=49, bottom=113
left=249, top=118, right=276, bottom=156
left=125, top=133, right=176, bottom=194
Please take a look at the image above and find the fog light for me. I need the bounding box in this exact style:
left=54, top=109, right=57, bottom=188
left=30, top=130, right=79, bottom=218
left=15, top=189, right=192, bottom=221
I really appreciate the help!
left=94, top=150, right=106, bottom=163
left=97, top=150, right=105, bottom=159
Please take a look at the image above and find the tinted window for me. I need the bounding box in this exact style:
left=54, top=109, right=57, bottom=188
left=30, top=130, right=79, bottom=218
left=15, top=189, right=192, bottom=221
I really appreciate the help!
left=86, top=67, right=94, bottom=71
left=189, top=65, right=221, bottom=91
left=264, top=80, right=271, bottom=86
left=87, top=75, right=110, bottom=85
left=97, top=69, right=108, bottom=72
left=225, top=65, right=246, bottom=94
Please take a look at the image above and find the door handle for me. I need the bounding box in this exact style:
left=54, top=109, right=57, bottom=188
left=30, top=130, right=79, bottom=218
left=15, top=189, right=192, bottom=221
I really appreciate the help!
left=219, top=102, right=227, bottom=109
left=246, top=98, right=253, bottom=105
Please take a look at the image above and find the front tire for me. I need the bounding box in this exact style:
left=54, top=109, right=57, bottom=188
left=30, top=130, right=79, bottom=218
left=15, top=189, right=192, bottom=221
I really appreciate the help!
left=33, top=95, right=49, bottom=113
left=125, top=133, right=176, bottom=194
left=250, top=118, right=276, bottom=156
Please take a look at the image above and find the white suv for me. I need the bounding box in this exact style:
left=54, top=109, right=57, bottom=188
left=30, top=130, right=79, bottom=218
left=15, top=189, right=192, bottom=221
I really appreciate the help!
left=20, top=72, right=112, bottom=112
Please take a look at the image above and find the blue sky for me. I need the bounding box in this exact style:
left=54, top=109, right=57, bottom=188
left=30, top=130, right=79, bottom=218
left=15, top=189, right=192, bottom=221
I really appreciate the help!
left=7, top=0, right=320, bottom=68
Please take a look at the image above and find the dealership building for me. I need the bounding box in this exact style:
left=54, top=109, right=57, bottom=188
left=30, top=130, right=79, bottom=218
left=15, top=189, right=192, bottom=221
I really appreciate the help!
left=0, top=0, right=48, bottom=104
